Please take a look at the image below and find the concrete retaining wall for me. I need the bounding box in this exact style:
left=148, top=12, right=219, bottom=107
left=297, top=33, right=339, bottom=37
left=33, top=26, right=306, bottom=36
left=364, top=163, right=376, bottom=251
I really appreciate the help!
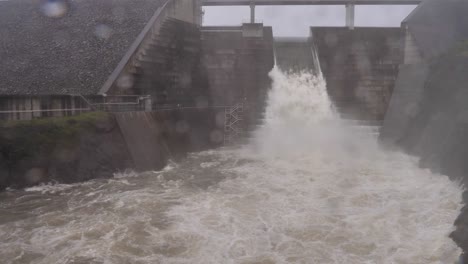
left=125, top=18, right=209, bottom=109
left=312, top=27, right=401, bottom=120
left=380, top=63, right=429, bottom=145
left=115, top=109, right=222, bottom=172
left=379, top=0, right=468, bottom=253
left=201, top=24, right=274, bottom=127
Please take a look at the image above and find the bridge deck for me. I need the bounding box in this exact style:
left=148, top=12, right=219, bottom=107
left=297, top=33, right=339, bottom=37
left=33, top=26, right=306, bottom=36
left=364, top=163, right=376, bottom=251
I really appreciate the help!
left=202, top=0, right=422, bottom=6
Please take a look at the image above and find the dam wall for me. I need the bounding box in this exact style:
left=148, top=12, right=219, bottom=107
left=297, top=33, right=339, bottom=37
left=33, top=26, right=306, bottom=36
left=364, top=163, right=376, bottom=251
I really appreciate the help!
left=312, top=27, right=401, bottom=121
left=378, top=0, right=468, bottom=253
left=0, top=13, right=275, bottom=189
left=201, top=24, right=275, bottom=127
left=123, top=18, right=209, bottom=108
left=115, top=109, right=221, bottom=172
left=381, top=0, right=468, bottom=181
left=274, top=37, right=318, bottom=73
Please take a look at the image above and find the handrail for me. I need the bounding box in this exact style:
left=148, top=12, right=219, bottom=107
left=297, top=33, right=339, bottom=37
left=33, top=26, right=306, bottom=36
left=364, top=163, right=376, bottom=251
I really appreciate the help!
left=99, top=0, right=175, bottom=94
left=0, top=102, right=246, bottom=117
left=0, top=108, right=91, bottom=114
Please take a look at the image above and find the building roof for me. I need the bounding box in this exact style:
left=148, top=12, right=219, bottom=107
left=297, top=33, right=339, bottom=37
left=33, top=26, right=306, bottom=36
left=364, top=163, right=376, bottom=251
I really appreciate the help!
left=403, top=0, right=468, bottom=60
left=0, top=0, right=165, bottom=95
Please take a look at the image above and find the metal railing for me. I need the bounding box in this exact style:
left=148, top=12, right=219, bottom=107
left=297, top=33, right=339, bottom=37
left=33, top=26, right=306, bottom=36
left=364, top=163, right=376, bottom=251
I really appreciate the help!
left=79, top=95, right=150, bottom=112
left=0, top=95, right=150, bottom=121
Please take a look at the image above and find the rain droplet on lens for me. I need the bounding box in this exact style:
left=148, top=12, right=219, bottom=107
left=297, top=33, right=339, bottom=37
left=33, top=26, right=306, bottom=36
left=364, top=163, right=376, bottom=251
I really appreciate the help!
left=116, top=74, right=134, bottom=90
left=95, top=24, right=113, bottom=40
left=41, top=0, right=68, bottom=18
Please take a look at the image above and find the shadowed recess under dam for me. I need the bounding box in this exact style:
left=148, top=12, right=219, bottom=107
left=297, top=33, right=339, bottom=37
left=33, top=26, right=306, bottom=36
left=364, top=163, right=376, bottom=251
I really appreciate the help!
left=0, top=67, right=462, bottom=263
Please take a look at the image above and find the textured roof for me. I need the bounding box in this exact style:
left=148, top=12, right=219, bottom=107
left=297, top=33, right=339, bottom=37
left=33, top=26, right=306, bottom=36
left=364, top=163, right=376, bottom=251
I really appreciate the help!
left=403, top=0, right=468, bottom=60
left=0, top=0, right=165, bottom=95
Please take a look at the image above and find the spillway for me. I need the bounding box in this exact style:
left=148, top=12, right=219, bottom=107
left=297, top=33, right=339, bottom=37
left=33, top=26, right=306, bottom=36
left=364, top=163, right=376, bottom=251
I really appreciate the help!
left=0, top=67, right=463, bottom=263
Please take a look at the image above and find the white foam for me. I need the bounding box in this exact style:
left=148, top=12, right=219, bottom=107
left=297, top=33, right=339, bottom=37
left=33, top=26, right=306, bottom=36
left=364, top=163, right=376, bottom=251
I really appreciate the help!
left=163, top=68, right=463, bottom=263
left=200, top=162, right=220, bottom=168
left=24, top=183, right=75, bottom=194
left=0, top=68, right=463, bottom=264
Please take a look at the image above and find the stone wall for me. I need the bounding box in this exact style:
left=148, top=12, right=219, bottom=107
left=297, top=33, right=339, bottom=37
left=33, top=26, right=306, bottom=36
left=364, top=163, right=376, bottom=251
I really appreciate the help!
left=312, top=27, right=401, bottom=121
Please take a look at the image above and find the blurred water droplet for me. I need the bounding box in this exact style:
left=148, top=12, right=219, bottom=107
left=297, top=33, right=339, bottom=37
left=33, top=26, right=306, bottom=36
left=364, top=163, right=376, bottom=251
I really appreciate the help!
left=95, top=24, right=113, bottom=40
left=41, top=0, right=68, bottom=18
left=116, top=74, right=134, bottom=90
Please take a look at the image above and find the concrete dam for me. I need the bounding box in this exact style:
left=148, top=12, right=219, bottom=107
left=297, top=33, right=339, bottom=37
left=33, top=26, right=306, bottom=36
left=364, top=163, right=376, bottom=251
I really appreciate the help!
left=1, top=0, right=468, bottom=263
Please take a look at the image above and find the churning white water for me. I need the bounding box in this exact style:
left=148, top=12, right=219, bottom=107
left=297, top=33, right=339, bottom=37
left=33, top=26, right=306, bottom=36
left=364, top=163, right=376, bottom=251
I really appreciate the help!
left=0, top=68, right=463, bottom=264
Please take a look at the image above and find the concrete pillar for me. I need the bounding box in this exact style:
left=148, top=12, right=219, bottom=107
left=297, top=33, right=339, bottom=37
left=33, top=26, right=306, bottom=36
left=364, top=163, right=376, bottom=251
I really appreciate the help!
left=250, top=2, right=255, bottom=23
left=346, top=4, right=355, bottom=30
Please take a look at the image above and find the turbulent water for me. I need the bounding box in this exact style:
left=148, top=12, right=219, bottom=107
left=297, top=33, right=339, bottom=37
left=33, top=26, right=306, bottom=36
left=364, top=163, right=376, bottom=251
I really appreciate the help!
left=0, top=68, right=463, bottom=264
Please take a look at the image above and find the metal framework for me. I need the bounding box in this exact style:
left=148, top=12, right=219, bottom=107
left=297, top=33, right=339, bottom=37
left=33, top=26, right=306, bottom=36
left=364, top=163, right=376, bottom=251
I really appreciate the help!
left=224, top=103, right=244, bottom=145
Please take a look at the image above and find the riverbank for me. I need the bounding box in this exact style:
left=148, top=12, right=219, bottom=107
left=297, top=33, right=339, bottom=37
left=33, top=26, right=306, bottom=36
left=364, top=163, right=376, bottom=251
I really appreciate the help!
left=0, top=112, right=133, bottom=190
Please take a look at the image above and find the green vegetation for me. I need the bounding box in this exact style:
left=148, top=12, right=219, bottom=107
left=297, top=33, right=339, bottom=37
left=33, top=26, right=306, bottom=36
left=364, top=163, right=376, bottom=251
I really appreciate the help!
left=0, top=112, right=111, bottom=174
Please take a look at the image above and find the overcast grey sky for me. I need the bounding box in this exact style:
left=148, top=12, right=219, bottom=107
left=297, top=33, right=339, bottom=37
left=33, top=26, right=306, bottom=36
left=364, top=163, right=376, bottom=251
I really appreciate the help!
left=203, top=5, right=416, bottom=36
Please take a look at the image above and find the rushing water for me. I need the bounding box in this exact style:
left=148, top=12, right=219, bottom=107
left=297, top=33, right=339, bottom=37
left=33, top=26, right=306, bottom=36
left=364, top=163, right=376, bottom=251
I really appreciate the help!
left=0, top=69, right=463, bottom=264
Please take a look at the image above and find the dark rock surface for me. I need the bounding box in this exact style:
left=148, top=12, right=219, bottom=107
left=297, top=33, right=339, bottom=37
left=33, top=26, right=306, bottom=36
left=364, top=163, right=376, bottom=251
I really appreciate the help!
left=114, top=109, right=222, bottom=172
left=0, top=0, right=164, bottom=95
left=380, top=64, right=430, bottom=145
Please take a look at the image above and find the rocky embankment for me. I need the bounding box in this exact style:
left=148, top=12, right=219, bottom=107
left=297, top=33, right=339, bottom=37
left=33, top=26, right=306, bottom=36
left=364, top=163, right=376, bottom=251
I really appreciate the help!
left=0, top=112, right=133, bottom=190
